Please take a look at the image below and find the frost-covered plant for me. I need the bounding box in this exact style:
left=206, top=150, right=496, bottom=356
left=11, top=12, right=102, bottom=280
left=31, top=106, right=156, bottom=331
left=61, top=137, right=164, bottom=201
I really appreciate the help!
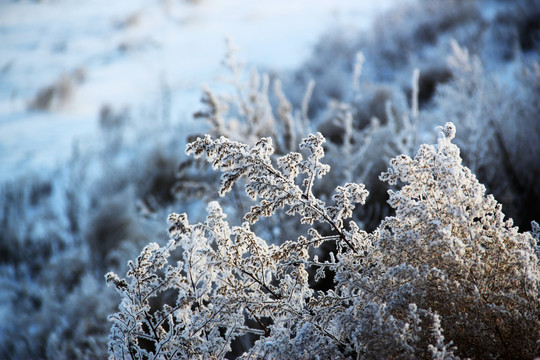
left=286, top=0, right=540, bottom=230
left=181, top=42, right=319, bottom=243
left=313, top=62, right=419, bottom=231
left=375, top=122, right=539, bottom=358
left=194, top=40, right=310, bottom=154
left=191, top=45, right=421, bottom=232
left=107, top=122, right=539, bottom=359
left=431, top=40, right=540, bottom=229
left=107, top=132, right=368, bottom=358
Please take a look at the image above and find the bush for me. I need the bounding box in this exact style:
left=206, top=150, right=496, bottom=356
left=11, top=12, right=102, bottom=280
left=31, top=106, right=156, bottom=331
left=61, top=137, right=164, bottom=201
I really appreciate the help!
left=107, top=123, right=539, bottom=359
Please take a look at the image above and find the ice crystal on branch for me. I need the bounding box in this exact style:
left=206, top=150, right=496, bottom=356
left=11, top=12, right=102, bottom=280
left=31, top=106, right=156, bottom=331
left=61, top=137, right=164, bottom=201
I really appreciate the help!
left=186, top=132, right=366, bottom=250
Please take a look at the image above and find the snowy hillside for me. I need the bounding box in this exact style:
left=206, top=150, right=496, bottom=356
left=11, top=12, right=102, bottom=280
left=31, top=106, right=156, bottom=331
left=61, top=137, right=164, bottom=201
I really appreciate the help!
left=0, top=0, right=406, bottom=181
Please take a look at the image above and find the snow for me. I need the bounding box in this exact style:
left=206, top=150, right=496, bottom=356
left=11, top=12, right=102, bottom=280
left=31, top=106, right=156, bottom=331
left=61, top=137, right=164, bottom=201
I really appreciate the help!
left=0, top=0, right=410, bottom=182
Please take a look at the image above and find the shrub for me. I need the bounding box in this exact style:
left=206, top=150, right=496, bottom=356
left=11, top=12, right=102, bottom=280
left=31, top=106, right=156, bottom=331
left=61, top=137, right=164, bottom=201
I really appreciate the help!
left=107, top=123, right=539, bottom=359
left=431, top=40, right=540, bottom=230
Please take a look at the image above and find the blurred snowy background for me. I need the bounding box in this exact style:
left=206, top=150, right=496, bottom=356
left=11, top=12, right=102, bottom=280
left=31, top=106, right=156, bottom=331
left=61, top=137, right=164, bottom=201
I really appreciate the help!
left=1, top=0, right=539, bottom=358
left=0, top=0, right=403, bottom=180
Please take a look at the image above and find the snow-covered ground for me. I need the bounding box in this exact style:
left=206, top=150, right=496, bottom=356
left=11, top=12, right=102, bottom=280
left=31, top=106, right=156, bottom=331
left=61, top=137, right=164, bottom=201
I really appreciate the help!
left=0, top=0, right=409, bottom=181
